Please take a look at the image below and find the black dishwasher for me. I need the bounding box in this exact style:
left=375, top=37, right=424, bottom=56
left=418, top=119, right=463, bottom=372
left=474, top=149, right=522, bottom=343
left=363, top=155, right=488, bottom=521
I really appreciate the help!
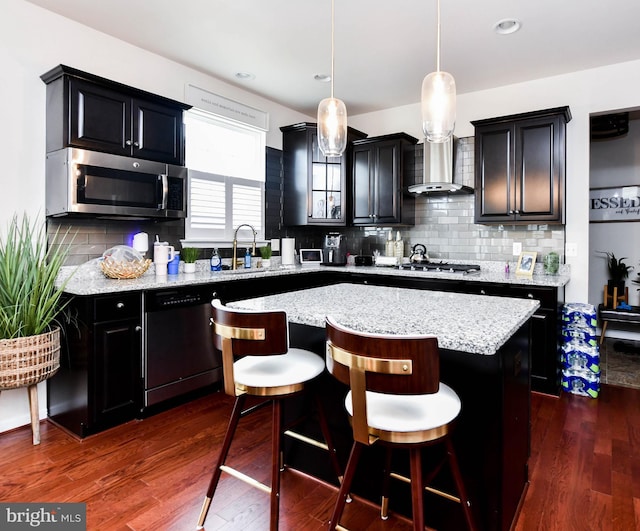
left=144, top=285, right=222, bottom=407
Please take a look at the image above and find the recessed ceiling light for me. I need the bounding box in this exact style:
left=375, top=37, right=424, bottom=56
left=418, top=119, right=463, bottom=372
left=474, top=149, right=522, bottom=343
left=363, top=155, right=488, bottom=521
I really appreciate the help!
left=314, top=74, right=331, bottom=83
left=493, top=18, right=521, bottom=35
left=235, top=72, right=255, bottom=81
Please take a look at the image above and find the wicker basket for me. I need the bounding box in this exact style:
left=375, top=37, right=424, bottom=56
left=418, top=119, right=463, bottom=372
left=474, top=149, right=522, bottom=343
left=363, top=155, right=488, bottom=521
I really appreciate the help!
left=100, top=257, right=152, bottom=279
left=0, top=328, right=61, bottom=390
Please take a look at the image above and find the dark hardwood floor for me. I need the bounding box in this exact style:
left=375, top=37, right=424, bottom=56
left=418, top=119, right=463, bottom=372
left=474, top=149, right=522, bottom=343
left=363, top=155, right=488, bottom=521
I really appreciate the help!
left=1, top=384, right=639, bottom=530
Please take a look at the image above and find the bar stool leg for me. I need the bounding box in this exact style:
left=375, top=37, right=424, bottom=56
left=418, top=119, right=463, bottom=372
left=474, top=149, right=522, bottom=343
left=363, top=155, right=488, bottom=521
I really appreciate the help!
left=313, top=394, right=343, bottom=482
left=446, top=438, right=477, bottom=531
left=196, top=394, right=247, bottom=530
left=409, top=448, right=425, bottom=531
left=329, top=441, right=363, bottom=530
left=380, top=447, right=393, bottom=520
left=270, top=399, right=283, bottom=530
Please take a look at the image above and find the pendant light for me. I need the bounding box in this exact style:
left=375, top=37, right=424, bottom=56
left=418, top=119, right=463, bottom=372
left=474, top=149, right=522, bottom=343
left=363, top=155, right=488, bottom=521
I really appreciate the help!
left=421, top=0, right=456, bottom=143
left=317, top=0, right=347, bottom=157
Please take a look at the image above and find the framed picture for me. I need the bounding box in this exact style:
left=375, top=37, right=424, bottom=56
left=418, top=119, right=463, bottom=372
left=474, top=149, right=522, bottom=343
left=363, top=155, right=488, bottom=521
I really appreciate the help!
left=516, top=251, right=537, bottom=277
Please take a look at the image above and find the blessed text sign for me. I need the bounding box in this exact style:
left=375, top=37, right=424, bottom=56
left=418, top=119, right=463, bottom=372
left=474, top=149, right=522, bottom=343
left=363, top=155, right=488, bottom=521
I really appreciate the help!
left=589, top=186, right=640, bottom=222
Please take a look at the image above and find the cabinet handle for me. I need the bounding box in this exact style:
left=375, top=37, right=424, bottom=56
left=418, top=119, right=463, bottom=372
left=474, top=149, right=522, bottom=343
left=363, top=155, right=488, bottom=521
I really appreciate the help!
left=514, top=210, right=520, bottom=214
left=135, top=325, right=142, bottom=332
left=125, top=139, right=132, bottom=146
left=116, top=302, right=125, bottom=309
left=527, top=293, right=534, bottom=299
left=480, top=289, right=486, bottom=295
left=133, top=141, right=139, bottom=147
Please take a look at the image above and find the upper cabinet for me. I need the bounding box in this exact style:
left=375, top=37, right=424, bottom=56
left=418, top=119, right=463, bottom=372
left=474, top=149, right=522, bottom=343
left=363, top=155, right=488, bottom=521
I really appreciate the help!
left=41, top=65, right=190, bottom=166
left=472, top=106, right=571, bottom=225
left=351, top=133, right=418, bottom=226
left=281, top=122, right=367, bottom=226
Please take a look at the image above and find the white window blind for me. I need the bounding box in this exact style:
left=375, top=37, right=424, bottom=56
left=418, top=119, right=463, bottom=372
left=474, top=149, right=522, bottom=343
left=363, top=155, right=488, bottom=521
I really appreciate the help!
left=183, top=109, right=266, bottom=244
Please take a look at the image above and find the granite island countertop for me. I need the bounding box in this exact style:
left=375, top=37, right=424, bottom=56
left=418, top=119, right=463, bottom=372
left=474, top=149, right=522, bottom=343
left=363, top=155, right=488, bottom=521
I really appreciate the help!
left=228, top=283, right=540, bottom=356
left=57, top=259, right=570, bottom=296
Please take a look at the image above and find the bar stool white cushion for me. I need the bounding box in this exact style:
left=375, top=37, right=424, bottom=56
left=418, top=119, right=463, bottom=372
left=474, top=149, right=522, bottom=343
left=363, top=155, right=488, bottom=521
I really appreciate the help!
left=344, top=383, right=461, bottom=433
left=234, top=348, right=325, bottom=389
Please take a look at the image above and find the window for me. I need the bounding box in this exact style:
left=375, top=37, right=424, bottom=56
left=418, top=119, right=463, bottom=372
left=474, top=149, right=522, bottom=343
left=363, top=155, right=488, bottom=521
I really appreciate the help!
left=183, top=109, right=266, bottom=245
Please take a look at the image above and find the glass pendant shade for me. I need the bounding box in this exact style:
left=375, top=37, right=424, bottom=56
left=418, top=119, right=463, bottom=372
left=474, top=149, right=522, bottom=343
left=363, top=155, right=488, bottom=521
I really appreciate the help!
left=421, top=70, right=456, bottom=143
left=317, top=96, right=348, bottom=157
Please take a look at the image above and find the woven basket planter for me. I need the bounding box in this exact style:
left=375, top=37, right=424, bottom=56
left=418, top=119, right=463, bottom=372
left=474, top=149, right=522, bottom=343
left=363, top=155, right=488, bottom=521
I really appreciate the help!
left=0, top=328, right=61, bottom=445
left=0, top=328, right=61, bottom=390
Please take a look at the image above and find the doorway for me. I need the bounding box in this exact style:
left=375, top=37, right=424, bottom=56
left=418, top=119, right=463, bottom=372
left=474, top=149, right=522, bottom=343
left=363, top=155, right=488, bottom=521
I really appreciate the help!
left=589, top=110, right=640, bottom=389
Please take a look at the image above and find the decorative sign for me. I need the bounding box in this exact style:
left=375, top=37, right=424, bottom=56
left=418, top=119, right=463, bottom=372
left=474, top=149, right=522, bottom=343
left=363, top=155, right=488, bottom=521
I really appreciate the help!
left=589, top=186, right=640, bottom=222
left=185, top=84, right=269, bottom=131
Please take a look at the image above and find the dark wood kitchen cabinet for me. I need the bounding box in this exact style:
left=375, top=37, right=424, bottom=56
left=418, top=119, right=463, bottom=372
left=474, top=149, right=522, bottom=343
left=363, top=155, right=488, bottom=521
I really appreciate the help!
left=465, top=283, right=561, bottom=394
left=351, top=133, right=417, bottom=226
left=48, top=292, right=142, bottom=437
left=472, top=106, right=571, bottom=225
left=41, top=64, right=190, bottom=165
left=281, top=122, right=367, bottom=226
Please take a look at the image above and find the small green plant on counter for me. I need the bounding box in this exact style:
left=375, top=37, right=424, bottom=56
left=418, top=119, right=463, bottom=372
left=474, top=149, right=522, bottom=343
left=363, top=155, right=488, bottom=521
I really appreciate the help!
left=259, top=244, right=272, bottom=260
left=181, top=247, right=200, bottom=263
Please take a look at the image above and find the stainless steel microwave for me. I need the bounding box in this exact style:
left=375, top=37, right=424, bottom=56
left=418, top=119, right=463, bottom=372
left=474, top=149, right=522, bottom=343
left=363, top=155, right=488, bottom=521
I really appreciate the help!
left=45, top=148, right=187, bottom=219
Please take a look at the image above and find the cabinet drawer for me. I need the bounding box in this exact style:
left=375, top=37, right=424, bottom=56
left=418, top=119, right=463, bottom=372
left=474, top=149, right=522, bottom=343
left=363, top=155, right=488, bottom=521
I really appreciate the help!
left=504, top=286, right=556, bottom=310
left=94, top=293, right=141, bottom=322
left=466, top=282, right=556, bottom=310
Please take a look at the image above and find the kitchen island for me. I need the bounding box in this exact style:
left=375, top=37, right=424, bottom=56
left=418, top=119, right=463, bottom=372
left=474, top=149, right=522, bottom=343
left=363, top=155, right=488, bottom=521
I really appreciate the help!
left=230, top=283, right=539, bottom=531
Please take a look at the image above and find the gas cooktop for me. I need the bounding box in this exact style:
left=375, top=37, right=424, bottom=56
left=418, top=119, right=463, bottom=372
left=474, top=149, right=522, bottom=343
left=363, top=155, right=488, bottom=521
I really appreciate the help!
left=399, top=262, right=481, bottom=274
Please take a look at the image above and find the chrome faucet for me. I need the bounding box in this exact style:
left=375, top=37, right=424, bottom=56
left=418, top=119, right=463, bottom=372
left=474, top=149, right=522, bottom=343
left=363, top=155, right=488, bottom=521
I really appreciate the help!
left=232, top=224, right=257, bottom=270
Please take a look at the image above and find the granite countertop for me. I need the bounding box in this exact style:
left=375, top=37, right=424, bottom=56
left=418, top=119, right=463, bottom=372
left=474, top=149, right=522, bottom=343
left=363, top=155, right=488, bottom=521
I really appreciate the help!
left=229, top=283, right=540, bottom=356
left=57, top=259, right=570, bottom=296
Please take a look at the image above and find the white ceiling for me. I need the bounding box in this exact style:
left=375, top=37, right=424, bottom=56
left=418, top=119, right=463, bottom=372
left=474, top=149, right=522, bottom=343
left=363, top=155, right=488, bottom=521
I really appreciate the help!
left=26, top=0, right=640, bottom=117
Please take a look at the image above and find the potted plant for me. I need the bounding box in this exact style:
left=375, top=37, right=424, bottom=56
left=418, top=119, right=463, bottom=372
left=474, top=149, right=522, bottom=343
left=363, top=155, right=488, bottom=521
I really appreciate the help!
left=599, top=251, right=633, bottom=298
left=259, top=244, right=272, bottom=268
left=0, top=214, right=73, bottom=444
left=181, top=247, right=199, bottom=273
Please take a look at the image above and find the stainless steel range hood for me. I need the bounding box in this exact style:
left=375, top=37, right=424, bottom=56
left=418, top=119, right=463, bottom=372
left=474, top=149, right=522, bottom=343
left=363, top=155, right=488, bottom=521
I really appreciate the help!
left=408, top=137, right=473, bottom=194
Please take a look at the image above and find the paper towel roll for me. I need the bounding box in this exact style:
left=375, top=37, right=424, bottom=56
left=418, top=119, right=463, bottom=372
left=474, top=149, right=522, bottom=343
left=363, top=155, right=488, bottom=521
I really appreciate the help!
left=281, top=238, right=296, bottom=265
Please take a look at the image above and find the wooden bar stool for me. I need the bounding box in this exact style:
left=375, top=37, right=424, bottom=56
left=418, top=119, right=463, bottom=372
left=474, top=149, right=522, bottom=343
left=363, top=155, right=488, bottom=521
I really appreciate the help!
left=196, top=299, right=342, bottom=531
left=325, top=316, right=476, bottom=531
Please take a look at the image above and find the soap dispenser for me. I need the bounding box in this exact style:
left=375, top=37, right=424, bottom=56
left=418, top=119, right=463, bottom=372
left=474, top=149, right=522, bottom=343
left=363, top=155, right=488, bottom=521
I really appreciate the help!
left=210, top=248, right=222, bottom=271
left=244, top=248, right=252, bottom=269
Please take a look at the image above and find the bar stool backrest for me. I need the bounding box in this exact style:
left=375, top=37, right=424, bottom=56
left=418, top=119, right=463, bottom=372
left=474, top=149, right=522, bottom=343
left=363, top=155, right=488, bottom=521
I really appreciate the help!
left=326, top=316, right=441, bottom=446
left=211, top=299, right=289, bottom=396
left=325, top=316, right=440, bottom=395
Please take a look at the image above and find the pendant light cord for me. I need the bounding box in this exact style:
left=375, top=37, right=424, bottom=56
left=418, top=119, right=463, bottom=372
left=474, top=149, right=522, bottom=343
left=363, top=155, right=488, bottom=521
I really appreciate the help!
left=436, top=0, right=441, bottom=72
left=331, top=0, right=335, bottom=99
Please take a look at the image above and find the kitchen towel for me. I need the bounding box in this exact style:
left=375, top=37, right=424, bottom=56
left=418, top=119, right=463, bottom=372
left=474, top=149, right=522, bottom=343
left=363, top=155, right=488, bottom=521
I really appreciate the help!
left=281, top=238, right=296, bottom=265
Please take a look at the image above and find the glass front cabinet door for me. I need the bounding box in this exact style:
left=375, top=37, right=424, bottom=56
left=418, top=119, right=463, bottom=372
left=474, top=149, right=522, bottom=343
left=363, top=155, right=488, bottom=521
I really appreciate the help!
left=281, top=122, right=367, bottom=226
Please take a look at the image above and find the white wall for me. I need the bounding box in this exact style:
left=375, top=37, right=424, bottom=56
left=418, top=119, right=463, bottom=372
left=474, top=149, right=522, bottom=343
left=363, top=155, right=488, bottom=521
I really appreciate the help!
left=0, top=0, right=310, bottom=433
left=4, top=0, right=640, bottom=433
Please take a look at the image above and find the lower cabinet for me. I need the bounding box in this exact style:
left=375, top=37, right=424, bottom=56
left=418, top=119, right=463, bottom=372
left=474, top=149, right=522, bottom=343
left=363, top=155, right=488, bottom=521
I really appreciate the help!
left=48, top=292, right=142, bottom=437
left=467, top=283, right=561, bottom=394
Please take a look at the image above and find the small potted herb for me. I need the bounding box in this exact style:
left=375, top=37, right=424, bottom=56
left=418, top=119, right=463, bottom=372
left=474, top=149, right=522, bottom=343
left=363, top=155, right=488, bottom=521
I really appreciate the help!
left=181, top=247, right=199, bottom=273
left=259, top=244, right=272, bottom=268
